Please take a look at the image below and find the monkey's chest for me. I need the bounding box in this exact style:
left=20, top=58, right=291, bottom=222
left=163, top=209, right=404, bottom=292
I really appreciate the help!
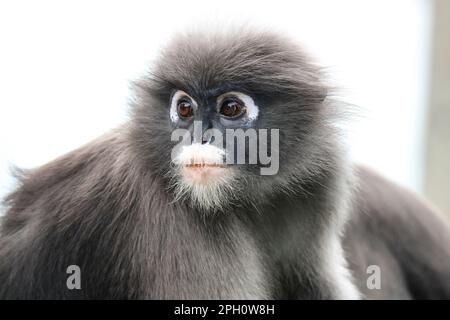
left=145, top=220, right=269, bottom=299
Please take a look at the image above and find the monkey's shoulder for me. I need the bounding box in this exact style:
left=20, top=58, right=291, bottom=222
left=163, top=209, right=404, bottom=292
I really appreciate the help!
left=344, top=166, right=450, bottom=299
left=352, top=166, right=447, bottom=233
left=1, top=127, right=148, bottom=233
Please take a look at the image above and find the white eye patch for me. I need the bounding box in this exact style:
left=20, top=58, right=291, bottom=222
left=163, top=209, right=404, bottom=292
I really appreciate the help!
left=170, top=90, right=197, bottom=123
left=217, top=91, right=259, bottom=121
left=170, top=90, right=259, bottom=123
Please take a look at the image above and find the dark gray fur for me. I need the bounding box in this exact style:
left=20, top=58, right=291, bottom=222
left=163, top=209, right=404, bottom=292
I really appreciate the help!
left=1, top=29, right=449, bottom=299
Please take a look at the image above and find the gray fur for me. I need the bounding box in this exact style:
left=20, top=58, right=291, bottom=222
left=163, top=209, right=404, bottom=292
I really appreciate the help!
left=0, top=28, right=449, bottom=299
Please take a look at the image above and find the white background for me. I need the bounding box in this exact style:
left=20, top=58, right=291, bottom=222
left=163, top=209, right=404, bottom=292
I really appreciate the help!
left=0, top=0, right=431, bottom=202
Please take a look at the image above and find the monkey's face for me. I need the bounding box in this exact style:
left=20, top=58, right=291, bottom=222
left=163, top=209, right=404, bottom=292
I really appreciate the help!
left=131, top=30, right=331, bottom=211
left=167, top=88, right=262, bottom=209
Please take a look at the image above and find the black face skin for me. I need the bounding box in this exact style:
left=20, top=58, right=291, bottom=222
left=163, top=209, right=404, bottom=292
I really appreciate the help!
left=1, top=28, right=450, bottom=300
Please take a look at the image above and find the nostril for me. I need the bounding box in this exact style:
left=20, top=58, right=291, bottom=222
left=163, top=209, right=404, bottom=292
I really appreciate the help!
left=202, top=134, right=212, bottom=144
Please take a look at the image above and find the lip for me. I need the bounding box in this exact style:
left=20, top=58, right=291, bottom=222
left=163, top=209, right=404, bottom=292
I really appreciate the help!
left=184, top=163, right=225, bottom=168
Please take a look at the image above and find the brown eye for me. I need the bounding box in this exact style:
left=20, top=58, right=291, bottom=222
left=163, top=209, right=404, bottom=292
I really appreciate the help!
left=220, top=99, right=245, bottom=118
left=177, top=100, right=193, bottom=118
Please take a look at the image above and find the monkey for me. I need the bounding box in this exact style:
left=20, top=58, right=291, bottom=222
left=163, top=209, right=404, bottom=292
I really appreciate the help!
left=1, top=28, right=450, bottom=300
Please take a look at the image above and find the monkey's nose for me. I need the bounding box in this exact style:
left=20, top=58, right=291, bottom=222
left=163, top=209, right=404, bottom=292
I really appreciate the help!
left=202, top=130, right=213, bottom=144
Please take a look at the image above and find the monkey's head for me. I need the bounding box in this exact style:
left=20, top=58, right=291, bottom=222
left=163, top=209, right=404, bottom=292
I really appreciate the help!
left=131, top=28, right=339, bottom=212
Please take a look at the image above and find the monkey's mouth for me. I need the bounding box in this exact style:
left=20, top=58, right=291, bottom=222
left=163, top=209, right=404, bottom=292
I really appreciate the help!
left=172, top=144, right=228, bottom=185
left=180, top=161, right=229, bottom=186
left=184, top=163, right=225, bottom=168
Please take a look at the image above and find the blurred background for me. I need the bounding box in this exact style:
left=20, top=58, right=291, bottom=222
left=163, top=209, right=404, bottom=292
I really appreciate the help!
left=0, top=0, right=449, bottom=219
